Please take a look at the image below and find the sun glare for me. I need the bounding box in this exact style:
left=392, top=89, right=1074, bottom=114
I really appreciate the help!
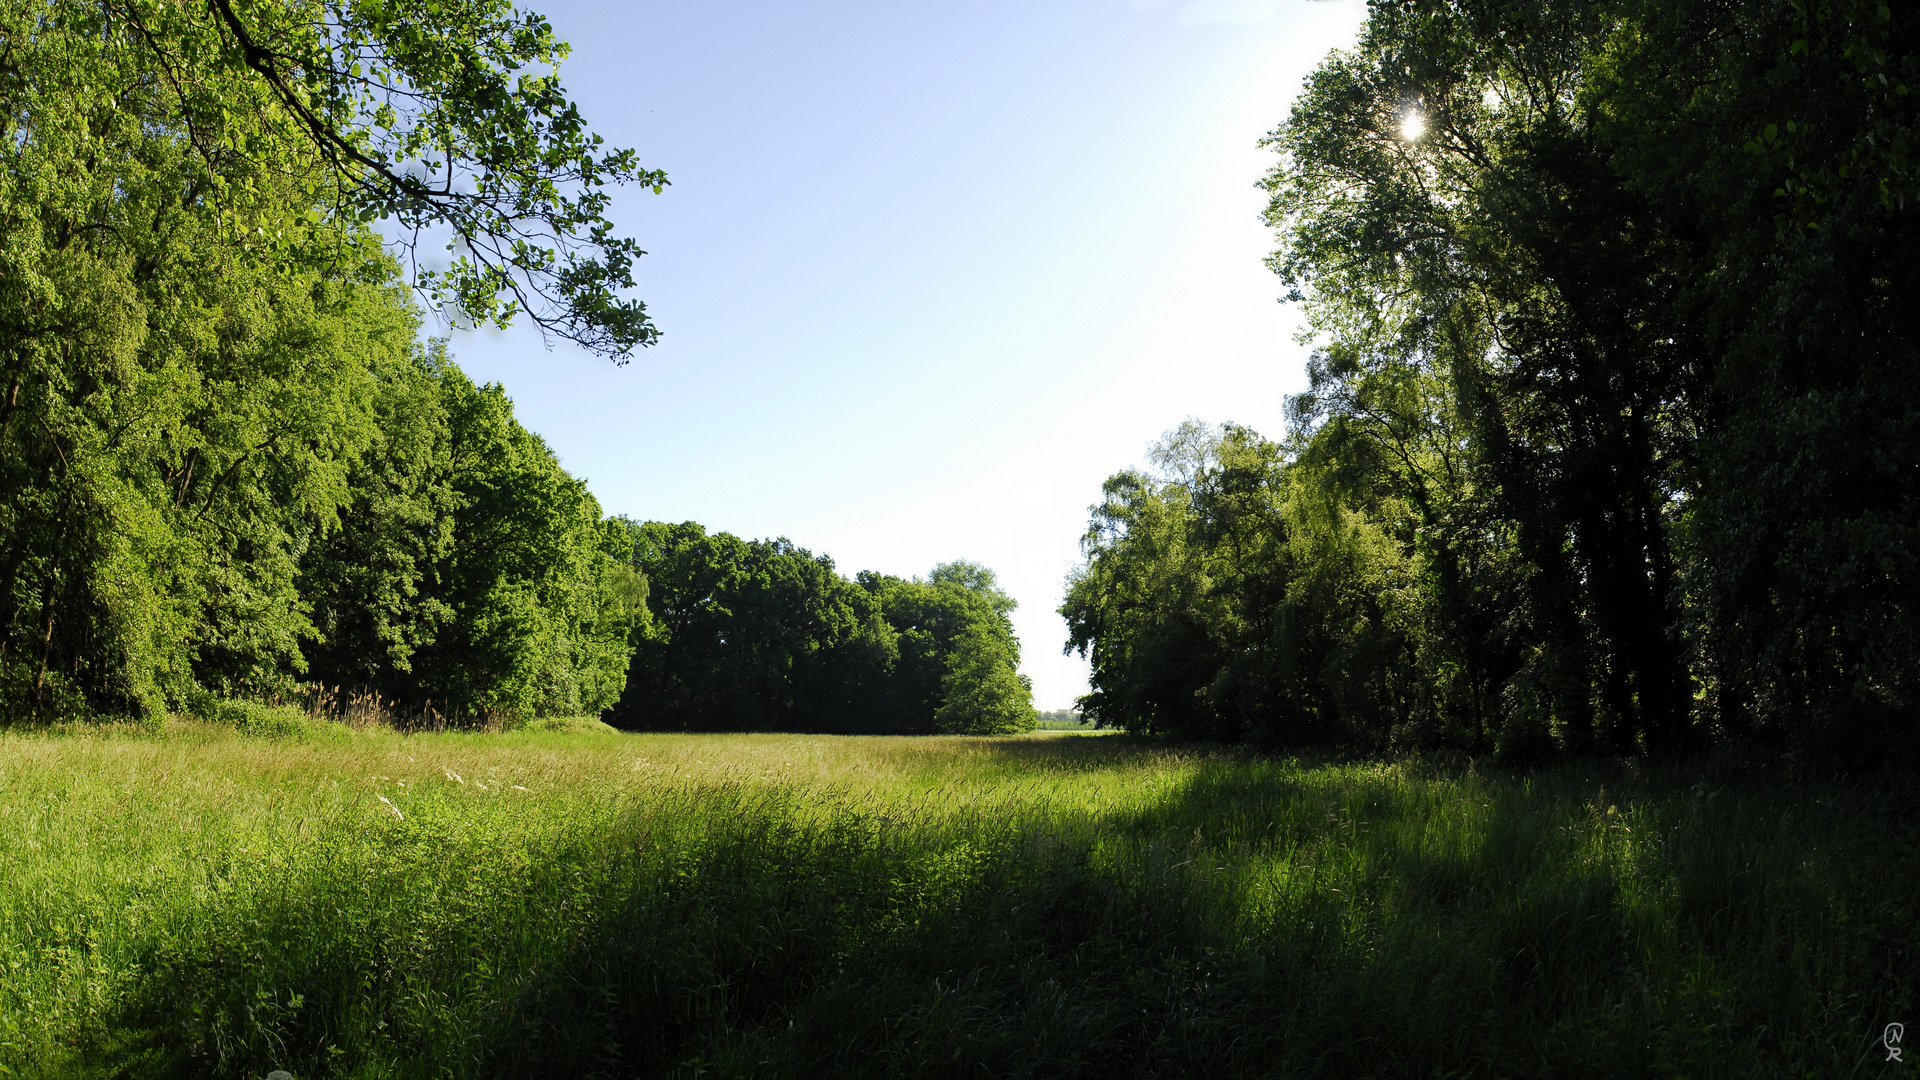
left=1399, top=109, right=1426, bottom=142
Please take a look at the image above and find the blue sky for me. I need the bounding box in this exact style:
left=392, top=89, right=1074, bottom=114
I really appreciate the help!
left=447, top=0, right=1368, bottom=710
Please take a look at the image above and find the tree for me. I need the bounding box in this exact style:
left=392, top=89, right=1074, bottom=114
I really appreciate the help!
left=924, top=561, right=1034, bottom=733
left=1262, top=0, right=1706, bottom=751
left=298, top=340, right=461, bottom=701
left=934, top=621, right=1035, bottom=735
left=611, top=531, right=1033, bottom=734
left=1595, top=0, right=1920, bottom=738
left=396, top=366, right=636, bottom=719
left=1060, top=0, right=1917, bottom=753
left=609, top=523, right=880, bottom=732
left=61, top=0, right=666, bottom=356
left=1064, top=422, right=1440, bottom=745
left=0, top=0, right=657, bottom=722
left=296, top=353, right=638, bottom=722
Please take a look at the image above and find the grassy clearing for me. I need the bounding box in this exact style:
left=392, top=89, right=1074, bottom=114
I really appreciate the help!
left=0, top=723, right=1914, bottom=1079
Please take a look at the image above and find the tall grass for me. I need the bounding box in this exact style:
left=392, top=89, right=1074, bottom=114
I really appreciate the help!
left=0, top=722, right=1913, bottom=1078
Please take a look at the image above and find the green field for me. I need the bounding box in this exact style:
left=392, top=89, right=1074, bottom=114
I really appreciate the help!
left=1, top=722, right=1914, bottom=1079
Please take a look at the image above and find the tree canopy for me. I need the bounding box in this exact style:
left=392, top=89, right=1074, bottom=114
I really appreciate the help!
left=0, top=0, right=669, bottom=723
left=609, top=525, right=1034, bottom=735
left=14, top=0, right=666, bottom=354
left=1066, top=0, right=1918, bottom=756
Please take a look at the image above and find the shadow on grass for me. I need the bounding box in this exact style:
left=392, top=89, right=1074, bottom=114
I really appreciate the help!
left=470, top=753, right=1919, bottom=1078
left=97, top=751, right=1920, bottom=1080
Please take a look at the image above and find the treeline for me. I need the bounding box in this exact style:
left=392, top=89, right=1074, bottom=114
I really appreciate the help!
left=2, top=273, right=641, bottom=725
left=0, top=0, right=1032, bottom=732
left=611, top=530, right=1035, bottom=734
left=2, top=265, right=1033, bottom=730
left=0, top=0, right=659, bottom=724
left=1065, top=0, right=1918, bottom=756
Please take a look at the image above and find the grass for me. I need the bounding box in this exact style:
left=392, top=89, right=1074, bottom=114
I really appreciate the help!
left=0, top=721, right=1915, bottom=1079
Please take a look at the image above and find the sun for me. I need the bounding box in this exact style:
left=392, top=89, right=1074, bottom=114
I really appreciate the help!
left=1399, top=109, right=1426, bottom=142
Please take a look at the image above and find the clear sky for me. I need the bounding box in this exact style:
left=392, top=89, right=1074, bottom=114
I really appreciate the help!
left=445, top=0, right=1368, bottom=711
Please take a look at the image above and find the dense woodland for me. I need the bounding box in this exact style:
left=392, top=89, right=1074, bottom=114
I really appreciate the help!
left=1, top=0, right=1913, bottom=755
left=0, top=0, right=1033, bottom=733
left=613, top=533, right=1034, bottom=734
left=1064, top=0, right=1918, bottom=756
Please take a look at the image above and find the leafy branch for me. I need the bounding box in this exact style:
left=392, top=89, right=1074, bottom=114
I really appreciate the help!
left=112, top=0, right=667, bottom=358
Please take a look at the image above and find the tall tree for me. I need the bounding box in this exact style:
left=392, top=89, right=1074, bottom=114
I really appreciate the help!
left=1596, top=0, right=1920, bottom=736
left=1068, top=0, right=1916, bottom=752
left=612, top=531, right=1033, bottom=734
left=0, top=0, right=657, bottom=721
left=1264, top=0, right=1709, bottom=751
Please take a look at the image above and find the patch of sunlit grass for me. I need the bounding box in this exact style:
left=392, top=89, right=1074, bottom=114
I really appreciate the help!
left=0, top=722, right=1912, bottom=1078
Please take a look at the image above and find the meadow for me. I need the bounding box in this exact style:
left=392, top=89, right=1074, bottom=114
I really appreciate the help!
left=1, top=720, right=1914, bottom=1079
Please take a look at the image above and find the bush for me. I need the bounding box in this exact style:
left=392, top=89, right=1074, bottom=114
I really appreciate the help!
left=207, top=700, right=311, bottom=739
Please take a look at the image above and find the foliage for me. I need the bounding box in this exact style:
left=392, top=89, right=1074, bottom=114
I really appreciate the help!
left=876, top=560, right=1035, bottom=735
left=301, top=356, right=640, bottom=722
left=933, top=619, right=1036, bottom=735
left=1258, top=0, right=1706, bottom=752
left=1, top=723, right=1913, bottom=1077
left=611, top=526, right=1033, bottom=734
left=1065, top=420, right=1482, bottom=747
left=1615, top=0, right=1920, bottom=736
left=1068, top=0, right=1918, bottom=754
left=1033, top=708, right=1087, bottom=730
left=18, top=0, right=665, bottom=355
left=202, top=699, right=310, bottom=738
left=0, top=0, right=652, bottom=726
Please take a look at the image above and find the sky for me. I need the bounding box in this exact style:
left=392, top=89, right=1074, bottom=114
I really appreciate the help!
left=445, top=0, right=1370, bottom=711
